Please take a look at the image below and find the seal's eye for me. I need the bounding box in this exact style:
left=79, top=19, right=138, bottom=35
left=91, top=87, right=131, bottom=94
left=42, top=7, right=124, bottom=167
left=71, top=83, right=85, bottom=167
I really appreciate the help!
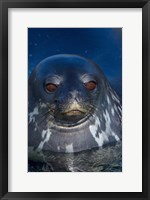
left=84, top=81, right=97, bottom=90
left=45, top=83, right=58, bottom=92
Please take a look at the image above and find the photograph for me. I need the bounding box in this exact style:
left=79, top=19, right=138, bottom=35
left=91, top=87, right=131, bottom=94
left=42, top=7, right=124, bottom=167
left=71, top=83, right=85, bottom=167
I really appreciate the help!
left=28, top=28, right=122, bottom=172
left=1, top=0, right=149, bottom=198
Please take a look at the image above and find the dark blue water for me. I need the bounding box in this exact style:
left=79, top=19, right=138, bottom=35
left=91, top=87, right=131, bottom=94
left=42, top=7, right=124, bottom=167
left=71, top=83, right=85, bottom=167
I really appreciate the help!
left=28, top=142, right=122, bottom=172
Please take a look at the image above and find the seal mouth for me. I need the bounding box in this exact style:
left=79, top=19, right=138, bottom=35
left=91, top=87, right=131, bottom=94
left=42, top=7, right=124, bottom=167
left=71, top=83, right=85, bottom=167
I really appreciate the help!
left=63, top=109, right=85, bottom=116
left=54, top=108, right=93, bottom=127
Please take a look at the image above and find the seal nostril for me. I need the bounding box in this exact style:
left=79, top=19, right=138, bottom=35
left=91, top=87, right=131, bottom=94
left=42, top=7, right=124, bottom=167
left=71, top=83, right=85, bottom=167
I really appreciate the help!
left=75, top=97, right=79, bottom=102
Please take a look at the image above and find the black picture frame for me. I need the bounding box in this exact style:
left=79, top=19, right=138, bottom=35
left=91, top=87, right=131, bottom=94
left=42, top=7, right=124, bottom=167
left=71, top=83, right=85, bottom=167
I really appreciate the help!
left=0, top=0, right=149, bottom=199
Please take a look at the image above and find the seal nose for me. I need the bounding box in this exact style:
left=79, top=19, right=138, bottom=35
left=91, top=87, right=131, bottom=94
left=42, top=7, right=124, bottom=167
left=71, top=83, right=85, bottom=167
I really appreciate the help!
left=69, top=90, right=80, bottom=102
left=63, top=91, right=86, bottom=117
left=69, top=100, right=81, bottom=111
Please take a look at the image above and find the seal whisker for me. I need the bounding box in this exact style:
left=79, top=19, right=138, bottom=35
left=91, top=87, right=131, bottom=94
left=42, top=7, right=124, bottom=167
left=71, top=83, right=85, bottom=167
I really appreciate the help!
left=36, top=113, right=53, bottom=127
left=35, top=111, right=50, bottom=122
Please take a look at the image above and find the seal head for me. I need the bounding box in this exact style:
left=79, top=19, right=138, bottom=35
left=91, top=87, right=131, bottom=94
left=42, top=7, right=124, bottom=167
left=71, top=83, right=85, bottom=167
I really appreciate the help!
left=28, top=54, right=122, bottom=153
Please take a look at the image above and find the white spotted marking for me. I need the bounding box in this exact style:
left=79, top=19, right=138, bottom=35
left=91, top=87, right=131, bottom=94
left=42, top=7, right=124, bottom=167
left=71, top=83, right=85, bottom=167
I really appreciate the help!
left=112, top=94, right=120, bottom=103
left=40, top=103, right=47, bottom=108
left=103, top=110, right=120, bottom=141
left=111, top=108, right=115, bottom=116
left=89, top=125, right=97, bottom=136
left=112, top=131, right=120, bottom=141
left=29, top=107, right=39, bottom=123
left=66, top=143, right=73, bottom=153
left=96, top=134, right=104, bottom=146
left=103, top=112, right=105, bottom=119
left=103, top=109, right=111, bottom=132
left=103, top=109, right=120, bottom=140
left=114, top=104, right=121, bottom=118
left=89, top=117, right=107, bottom=147
left=57, top=146, right=60, bottom=151
left=118, top=106, right=122, bottom=113
left=102, top=133, right=109, bottom=142
left=42, top=130, right=47, bottom=138
left=95, top=117, right=101, bottom=127
left=90, top=110, right=120, bottom=147
left=37, top=129, right=52, bottom=150
left=68, top=160, right=74, bottom=172
left=89, top=122, right=103, bottom=146
left=114, top=104, right=118, bottom=112
left=107, top=95, right=110, bottom=104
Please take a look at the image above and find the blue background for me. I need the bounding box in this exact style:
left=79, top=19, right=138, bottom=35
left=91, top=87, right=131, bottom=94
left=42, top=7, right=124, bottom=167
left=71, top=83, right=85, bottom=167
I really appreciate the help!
left=28, top=28, right=122, bottom=97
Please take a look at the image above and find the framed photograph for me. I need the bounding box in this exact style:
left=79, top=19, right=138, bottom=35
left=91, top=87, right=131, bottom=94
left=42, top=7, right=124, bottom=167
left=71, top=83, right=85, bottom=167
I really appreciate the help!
left=0, top=0, right=149, bottom=199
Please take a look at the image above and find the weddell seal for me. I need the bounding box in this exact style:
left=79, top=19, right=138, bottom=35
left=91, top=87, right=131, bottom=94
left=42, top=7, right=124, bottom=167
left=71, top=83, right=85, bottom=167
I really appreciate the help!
left=28, top=54, right=122, bottom=153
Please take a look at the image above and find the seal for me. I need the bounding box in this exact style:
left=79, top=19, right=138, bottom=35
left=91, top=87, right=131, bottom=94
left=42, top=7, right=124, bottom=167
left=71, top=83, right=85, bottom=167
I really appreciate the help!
left=28, top=54, right=122, bottom=153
